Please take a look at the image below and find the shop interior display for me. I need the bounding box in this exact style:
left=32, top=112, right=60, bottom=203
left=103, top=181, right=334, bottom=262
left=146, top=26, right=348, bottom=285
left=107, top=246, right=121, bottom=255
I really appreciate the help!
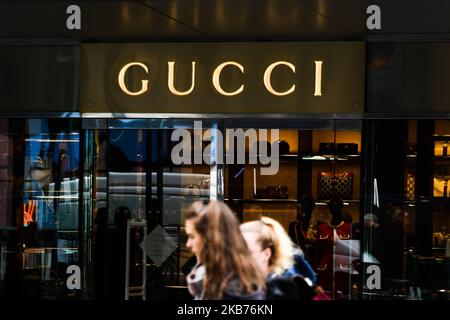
left=225, top=129, right=361, bottom=230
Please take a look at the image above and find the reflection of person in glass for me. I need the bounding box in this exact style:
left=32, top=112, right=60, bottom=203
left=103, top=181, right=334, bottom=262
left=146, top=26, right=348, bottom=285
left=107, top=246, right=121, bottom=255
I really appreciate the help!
left=314, top=194, right=351, bottom=298
left=383, top=204, right=405, bottom=280
left=288, top=194, right=318, bottom=261
left=364, top=213, right=384, bottom=265
left=24, top=156, right=55, bottom=230
left=53, top=142, right=74, bottom=230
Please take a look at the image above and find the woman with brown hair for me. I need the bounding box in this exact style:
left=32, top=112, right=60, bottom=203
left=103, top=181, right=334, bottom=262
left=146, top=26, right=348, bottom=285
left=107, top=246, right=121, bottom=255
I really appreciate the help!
left=185, top=200, right=266, bottom=300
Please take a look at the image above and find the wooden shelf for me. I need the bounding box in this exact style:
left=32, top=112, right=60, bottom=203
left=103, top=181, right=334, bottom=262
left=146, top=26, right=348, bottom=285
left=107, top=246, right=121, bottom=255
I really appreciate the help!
left=432, top=134, right=450, bottom=141
left=225, top=199, right=360, bottom=205
left=225, top=198, right=297, bottom=204
left=248, top=154, right=361, bottom=161
left=249, top=154, right=299, bottom=159
left=301, top=155, right=360, bottom=161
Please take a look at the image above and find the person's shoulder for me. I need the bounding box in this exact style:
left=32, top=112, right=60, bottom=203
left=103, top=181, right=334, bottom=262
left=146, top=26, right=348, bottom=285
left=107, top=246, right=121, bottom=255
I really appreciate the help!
left=267, top=273, right=316, bottom=300
left=266, top=274, right=298, bottom=300
left=223, top=279, right=266, bottom=300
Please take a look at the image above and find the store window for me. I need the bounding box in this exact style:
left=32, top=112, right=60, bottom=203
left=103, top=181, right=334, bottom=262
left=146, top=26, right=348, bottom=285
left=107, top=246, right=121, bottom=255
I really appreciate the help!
left=363, top=119, right=450, bottom=300
left=84, top=120, right=215, bottom=300
left=223, top=119, right=362, bottom=300
left=0, top=118, right=80, bottom=299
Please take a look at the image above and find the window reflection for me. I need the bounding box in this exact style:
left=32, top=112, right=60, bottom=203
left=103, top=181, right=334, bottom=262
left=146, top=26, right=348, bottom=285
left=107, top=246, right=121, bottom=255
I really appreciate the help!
left=363, top=119, right=450, bottom=300
left=89, top=128, right=211, bottom=300
left=0, top=119, right=80, bottom=299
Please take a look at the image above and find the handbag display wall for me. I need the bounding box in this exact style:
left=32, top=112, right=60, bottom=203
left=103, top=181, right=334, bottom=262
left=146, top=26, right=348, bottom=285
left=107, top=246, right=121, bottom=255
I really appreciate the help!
left=317, top=172, right=353, bottom=200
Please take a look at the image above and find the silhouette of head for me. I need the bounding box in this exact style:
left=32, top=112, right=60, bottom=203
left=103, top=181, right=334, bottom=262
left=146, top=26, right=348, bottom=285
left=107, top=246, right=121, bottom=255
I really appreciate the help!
left=301, top=194, right=315, bottom=214
left=328, top=193, right=344, bottom=218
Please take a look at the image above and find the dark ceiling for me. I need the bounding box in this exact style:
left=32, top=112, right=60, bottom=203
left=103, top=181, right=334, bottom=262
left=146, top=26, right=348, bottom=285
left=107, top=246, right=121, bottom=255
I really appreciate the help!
left=0, top=0, right=365, bottom=41
left=1, top=1, right=450, bottom=42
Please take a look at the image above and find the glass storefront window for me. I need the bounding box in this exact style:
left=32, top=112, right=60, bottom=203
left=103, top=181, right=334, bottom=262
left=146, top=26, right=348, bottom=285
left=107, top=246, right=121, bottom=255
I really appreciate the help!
left=363, top=119, right=450, bottom=300
left=85, top=121, right=215, bottom=300
left=3, top=117, right=447, bottom=300
left=224, top=121, right=363, bottom=300
left=0, top=118, right=80, bottom=299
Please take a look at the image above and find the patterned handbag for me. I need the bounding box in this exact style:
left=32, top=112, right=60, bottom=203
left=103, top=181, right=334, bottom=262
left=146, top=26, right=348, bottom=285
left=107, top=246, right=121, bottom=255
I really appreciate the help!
left=405, top=172, right=415, bottom=201
left=317, top=172, right=353, bottom=200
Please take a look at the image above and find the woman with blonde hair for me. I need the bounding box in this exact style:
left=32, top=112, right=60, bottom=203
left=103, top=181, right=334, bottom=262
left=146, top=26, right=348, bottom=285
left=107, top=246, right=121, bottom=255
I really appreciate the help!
left=185, top=200, right=266, bottom=300
left=240, top=216, right=318, bottom=300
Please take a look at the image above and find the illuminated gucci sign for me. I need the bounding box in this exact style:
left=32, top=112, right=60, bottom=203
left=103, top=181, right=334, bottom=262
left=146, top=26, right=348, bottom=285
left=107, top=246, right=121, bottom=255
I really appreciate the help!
left=118, top=60, right=323, bottom=97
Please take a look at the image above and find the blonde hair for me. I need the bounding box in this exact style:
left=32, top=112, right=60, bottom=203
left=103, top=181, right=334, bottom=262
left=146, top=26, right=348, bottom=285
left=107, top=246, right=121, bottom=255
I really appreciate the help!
left=240, top=216, right=295, bottom=276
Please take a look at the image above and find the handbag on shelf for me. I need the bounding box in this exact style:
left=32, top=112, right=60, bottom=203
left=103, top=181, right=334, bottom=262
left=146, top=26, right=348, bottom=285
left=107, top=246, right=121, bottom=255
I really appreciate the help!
left=405, top=172, right=415, bottom=201
left=319, top=143, right=337, bottom=155
left=317, top=172, right=353, bottom=201
left=318, top=143, right=359, bottom=155
left=182, top=184, right=201, bottom=196
left=198, top=176, right=210, bottom=190
left=277, top=140, right=290, bottom=154
left=253, top=186, right=288, bottom=199
left=267, top=186, right=289, bottom=199
left=406, top=143, right=417, bottom=156
left=336, top=143, right=358, bottom=155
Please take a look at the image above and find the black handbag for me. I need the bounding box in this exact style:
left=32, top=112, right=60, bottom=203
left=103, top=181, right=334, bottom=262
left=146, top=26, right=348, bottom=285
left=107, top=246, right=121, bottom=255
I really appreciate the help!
left=319, top=143, right=337, bottom=155
left=336, top=143, right=358, bottom=155
left=277, top=140, right=290, bottom=154
left=253, top=186, right=288, bottom=199
left=267, top=186, right=289, bottom=199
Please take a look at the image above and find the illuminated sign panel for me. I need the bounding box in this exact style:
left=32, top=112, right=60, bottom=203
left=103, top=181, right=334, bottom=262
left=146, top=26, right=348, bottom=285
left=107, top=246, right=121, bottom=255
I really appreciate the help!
left=80, top=42, right=364, bottom=113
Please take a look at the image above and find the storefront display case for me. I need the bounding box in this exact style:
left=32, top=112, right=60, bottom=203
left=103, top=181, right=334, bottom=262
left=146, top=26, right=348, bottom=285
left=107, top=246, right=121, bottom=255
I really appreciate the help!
left=225, top=128, right=361, bottom=228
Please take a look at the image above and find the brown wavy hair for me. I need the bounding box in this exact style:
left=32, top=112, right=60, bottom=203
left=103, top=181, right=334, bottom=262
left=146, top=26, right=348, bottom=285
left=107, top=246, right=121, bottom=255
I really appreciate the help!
left=186, top=200, right=265, bottom=299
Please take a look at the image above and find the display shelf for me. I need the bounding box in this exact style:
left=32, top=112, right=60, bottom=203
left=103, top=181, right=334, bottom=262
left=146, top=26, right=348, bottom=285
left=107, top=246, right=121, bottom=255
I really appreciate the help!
left=225, top=198, right=298, bottom=204
left=248, top=154, right=299, bottom=160
left=301, top=154, right=360, bottom=161
left=225, top=198, right=360, bottom=205
left=315, top=199, right=360, bottom=205
left=432, top=196, right=450, bottom=203
left=248, top=154, right=361, bottom=161
left=432, top=134, right=450, bottom=141
left=166, top=195, right=210, bottom=201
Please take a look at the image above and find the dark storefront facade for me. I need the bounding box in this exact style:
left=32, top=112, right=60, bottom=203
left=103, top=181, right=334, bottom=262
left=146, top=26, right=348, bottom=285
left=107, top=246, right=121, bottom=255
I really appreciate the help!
left=0, top=1, right=449, bottom=301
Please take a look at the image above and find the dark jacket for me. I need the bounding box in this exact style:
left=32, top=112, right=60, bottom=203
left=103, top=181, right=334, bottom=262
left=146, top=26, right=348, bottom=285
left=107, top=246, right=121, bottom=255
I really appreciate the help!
left=187, top=264, right=265, bottom=300
left=284, top=252, right=317, bottom=285
left=266, top=272, right=316, bottom=300
left=266, top=252, right=318, bottom=300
